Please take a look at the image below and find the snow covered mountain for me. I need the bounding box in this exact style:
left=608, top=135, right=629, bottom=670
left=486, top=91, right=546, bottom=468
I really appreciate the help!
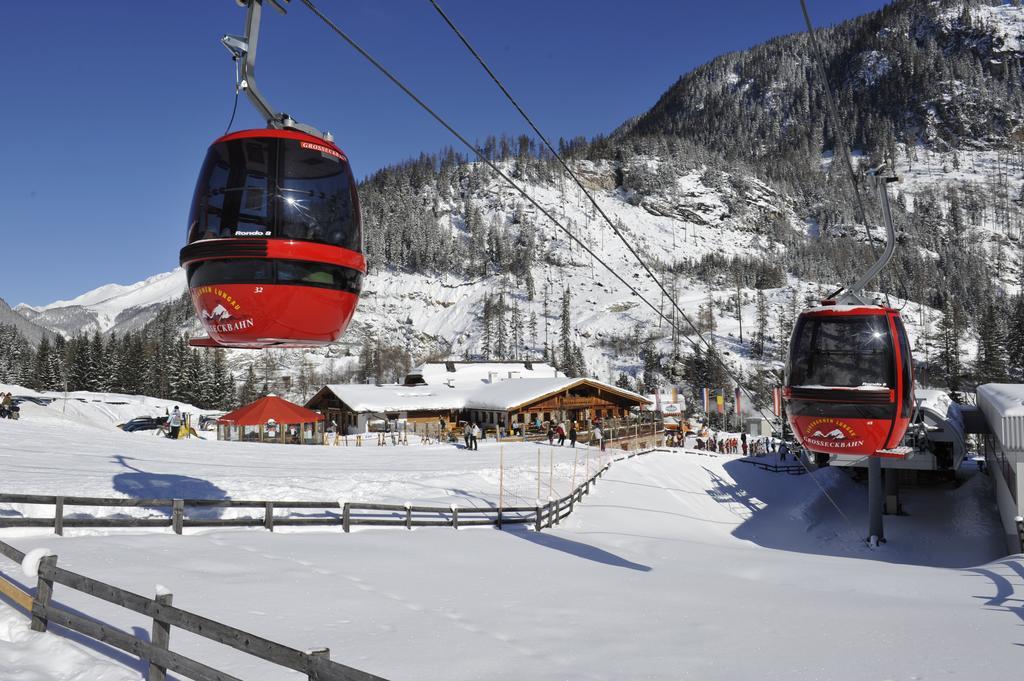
left=0, top=297, right=51, bottom=345
left=15, top=269, right=186, bottom=338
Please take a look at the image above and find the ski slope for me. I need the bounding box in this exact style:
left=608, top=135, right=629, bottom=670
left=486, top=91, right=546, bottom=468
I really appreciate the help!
left=0, top=406, right=1019, bottom=680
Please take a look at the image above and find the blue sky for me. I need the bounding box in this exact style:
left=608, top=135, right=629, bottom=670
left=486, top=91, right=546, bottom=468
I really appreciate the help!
left=0, top=0, right=892, bottom=307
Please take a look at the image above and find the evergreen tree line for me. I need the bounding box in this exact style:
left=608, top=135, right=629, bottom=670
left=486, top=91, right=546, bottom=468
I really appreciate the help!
left=0, top=294, right=237, bottom=410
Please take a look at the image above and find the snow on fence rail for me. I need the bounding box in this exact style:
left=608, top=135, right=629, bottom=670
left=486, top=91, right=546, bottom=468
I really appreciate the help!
left=0, top=538, right=388, bottom=681
left=0, top=451, right=659, bottom=536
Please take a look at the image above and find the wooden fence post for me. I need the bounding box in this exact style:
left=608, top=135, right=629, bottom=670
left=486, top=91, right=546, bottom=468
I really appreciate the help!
left=534, top=505, right=543, bottom=532
left=54, top=496, right=64, bottom=536
left=171, top=499, right=184, bottom=535
left=546, top=501, right=555, bottom=529
left=342, top=503, right=350, bottom=533
left=264, top=501, right=275, bottom=532
left=30, top=554, right=57, bottom=632
left=405, top=503, right=412, bottom=530
left=451, top=505, right=459, bottom=530
left=307, top=647, right=330, bottom=681
left=148, top=590, right=173, bottom=681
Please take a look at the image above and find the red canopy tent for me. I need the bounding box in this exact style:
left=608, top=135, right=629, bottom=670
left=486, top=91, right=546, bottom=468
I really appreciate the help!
left=218, top=395, right=324, bottom=445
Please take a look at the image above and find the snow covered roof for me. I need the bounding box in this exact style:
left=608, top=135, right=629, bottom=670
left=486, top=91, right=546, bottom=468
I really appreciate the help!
left=977, top=384, right=1024, bottom=452
left=405, top=362, right=562, bottom=389
left=315, top=377, right=649, bottom=414
left=320, top=384, right=474, bottom=414
left=466, top=377, right=580, bottom=411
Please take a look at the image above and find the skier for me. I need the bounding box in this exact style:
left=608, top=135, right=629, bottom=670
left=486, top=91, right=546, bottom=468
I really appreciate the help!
left=168, top=406, right=182, bottom=439
left=569, top=423, right=578, bottom=448
left=471, top=422, right=481, bottom=451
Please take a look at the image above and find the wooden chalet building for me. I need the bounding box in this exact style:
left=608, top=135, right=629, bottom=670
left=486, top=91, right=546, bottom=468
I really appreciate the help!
left=305, top=362, right=649, bottom=434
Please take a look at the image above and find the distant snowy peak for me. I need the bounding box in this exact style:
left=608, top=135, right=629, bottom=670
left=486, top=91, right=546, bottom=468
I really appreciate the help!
left=20, top=268, right=187, bottom=338
left=36, top=269, right=186, bottom=312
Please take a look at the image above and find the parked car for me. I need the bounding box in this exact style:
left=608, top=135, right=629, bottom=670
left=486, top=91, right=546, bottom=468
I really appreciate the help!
left=118, top=416, right=168, bottom=433
left=13, top=395, right=54, bottom=407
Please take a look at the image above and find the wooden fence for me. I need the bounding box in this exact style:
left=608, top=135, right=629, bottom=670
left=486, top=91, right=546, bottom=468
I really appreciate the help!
left=0, top=449, right=657, bottom=536
left=0, top=539, right=387, bottom=681
left=0, top=449, right=658, bottom=679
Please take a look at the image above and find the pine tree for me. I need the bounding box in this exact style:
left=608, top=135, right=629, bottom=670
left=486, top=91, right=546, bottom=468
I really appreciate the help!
left=238, top=365, right=259, bottom=405
left=753, top=290, right=769, bottom=358
left=1007, top=295, right=1024, bottom=382
left=559, top=287, right=573, bottom=372
left=936, top=300, right=966, bottom=392
left=975, top=303, right=1007, bottom=384
left=495, top=294, right=508, bottom=360
left=481, top=296, right=494, bottom=359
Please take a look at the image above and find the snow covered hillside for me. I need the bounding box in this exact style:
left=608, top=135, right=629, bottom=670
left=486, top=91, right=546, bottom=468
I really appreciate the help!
left=7, top=157, right=940, bottom=404
left=0, top=427, right=1016, bottom=680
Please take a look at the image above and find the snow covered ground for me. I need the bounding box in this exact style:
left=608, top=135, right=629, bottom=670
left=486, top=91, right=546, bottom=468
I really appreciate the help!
left=0, top=401, right=1020, bottom=680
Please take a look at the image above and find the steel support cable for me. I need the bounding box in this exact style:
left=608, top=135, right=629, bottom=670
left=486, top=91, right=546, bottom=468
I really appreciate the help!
left=298, top=0, right=851, bottom=524
left=424, top=0, right=851, bottom=520
left=799, top=0, right=889, bottom=306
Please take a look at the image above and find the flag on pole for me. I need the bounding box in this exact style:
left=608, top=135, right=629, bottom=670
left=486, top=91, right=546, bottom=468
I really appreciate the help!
left=716, top=392, right=725, bottom=414
left=772, top=387, right=783, bottom=417
left=734, top=386, right=741, bottom=415
left=655, top=390, right=662, bottom=413
left=702, top=387, right=710, bottom=414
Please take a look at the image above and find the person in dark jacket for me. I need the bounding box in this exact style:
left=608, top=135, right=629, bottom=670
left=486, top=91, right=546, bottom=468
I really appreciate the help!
left=547, top=424, right=555, bottom=446
left=569, top=423, right=578, bottom=448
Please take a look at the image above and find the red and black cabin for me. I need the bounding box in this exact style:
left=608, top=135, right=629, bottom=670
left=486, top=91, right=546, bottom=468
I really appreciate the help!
left=180, top=129, right=364, bottom=348
left=783, top=303, right=914, bottom=458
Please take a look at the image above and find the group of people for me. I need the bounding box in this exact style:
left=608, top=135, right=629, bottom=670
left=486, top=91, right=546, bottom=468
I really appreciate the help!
left=462, top=422, right=482, bottom=451
left=545, top=421, right=578, bottom=448
left=457, top=419, right=606, bottom=452
left=0, top=392, right=18, bottom=420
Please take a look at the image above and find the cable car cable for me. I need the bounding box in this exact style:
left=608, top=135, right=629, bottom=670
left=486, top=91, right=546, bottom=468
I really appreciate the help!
left=422, top=0, right=851, bottom=521
left=799, top=0, right=889, bottom=306
left=297, top=0, right=851, bottom=523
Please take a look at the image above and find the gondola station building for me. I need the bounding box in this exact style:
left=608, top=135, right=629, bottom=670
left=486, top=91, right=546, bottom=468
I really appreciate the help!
left=305, top=361, right=649, bottom=435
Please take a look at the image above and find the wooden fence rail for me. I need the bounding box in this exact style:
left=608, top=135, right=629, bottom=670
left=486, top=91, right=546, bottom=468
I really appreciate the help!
left=0, top=449, right=659, bottom=537
left=0, top=537, right=387, bottom=681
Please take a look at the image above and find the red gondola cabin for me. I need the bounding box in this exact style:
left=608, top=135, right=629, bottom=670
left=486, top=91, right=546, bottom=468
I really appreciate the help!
left=180, top=129, right=364, bottom=349
left=783, top=302, right=914, bottom=458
